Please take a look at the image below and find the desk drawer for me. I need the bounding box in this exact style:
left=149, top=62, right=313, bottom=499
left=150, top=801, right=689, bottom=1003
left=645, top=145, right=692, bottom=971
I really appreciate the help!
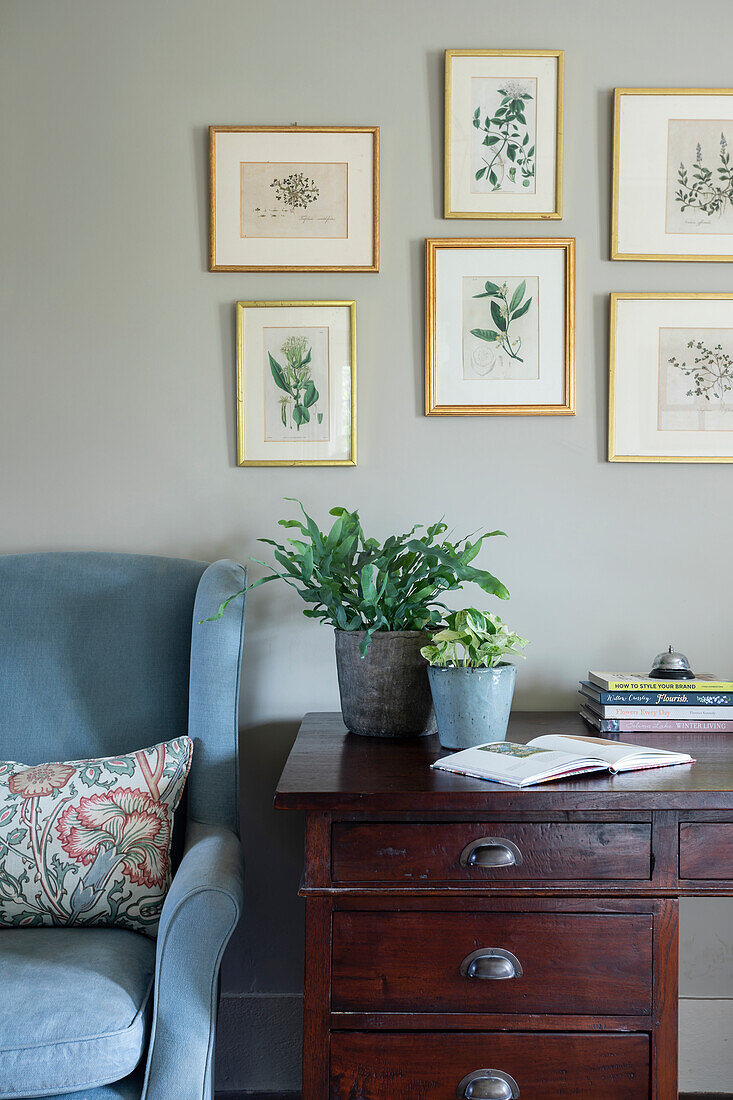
left=330, top=1032, right=650, bottom=1099
left=331, top=911, right=653, bottom=1015
left=680, top=821, right=733, bottom=878
left=332, top=822, right=651, bottom=882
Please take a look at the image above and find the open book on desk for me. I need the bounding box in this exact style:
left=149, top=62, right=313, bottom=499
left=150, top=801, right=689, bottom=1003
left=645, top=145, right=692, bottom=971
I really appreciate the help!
left=431, top=733, right=694, bottom=789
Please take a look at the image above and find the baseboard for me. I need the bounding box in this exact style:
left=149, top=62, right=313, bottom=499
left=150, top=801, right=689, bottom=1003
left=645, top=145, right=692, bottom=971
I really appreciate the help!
left=216, top=1089, right=731, bottom=1098
left=215, top=1082, right=733, bottom=1098
left=216, top=1094, right=300, bottom=1100
left=216, top=1091, right=733, bottom=1098
left=217, top=1092, right=730, bottom=1099
left=215, top=1086, right=733, bottom=1099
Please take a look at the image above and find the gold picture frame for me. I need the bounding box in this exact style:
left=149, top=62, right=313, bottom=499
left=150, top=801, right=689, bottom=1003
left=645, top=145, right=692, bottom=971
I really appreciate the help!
left=612, top=88, right=733, bottom=261
left=609, top=291, right=733, bottom=462
left=236, top=300, right=357, bottom=467
left=210, top=126, right=379, bottom=272
left=425, top=237, right=575, bottom=416
left=444, top=49, right=564, bottom=220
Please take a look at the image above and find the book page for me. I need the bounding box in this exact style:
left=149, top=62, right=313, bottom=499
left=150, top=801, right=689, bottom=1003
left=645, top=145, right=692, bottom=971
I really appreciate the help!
left=529, top=733, right=692, bottom=770
left=529, top=734, right=632, bottom=765
left=433, top=741, right=607, bottom=786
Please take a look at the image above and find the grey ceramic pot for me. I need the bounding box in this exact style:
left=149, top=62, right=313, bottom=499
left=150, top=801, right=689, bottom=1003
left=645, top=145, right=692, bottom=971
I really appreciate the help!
left=428, top=663, right=517, bottom=750
left=335, top=629, right=436, bottom=738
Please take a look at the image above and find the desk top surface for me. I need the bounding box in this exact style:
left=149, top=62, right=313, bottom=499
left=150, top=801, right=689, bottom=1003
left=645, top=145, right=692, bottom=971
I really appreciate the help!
left=274, top=711, right=733, bottom=812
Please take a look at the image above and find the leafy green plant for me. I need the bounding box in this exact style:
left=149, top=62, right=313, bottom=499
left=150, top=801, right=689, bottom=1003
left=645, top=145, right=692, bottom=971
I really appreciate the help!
left=669, top=338, right=733, bottom=404
left=420, top=608, right=528, bottom=668
left=470, top=279, right=532, bottom=363
left=473, top=83, right=535, bottom=190
left=268, top=336, right=322, bottom=431
left=676, top=133, right=733, bottom=220
left=206, top=501, right=510, bottom=655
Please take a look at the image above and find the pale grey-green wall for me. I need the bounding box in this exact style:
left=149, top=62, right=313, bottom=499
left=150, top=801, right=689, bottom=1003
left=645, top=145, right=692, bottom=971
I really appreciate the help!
left=2, top=0, right=733, bottom=1092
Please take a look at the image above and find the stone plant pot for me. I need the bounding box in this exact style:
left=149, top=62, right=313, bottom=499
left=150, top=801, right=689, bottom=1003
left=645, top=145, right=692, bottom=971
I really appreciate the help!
left=428, top=663, right=517, bottom=750
left=334, top=629, right=436, bottom=738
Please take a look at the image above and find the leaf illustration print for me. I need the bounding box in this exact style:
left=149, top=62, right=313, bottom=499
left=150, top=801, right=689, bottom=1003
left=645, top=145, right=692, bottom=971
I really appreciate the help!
left=666, top=119, right=733, bottom=233
left=462, top=275, right=540, bottom=382
left=471, top=278, right=532, bottom=363
left=472, top=78, right=536, bottom=194
left=268, top=335, right=320, bottom=432
left=669, top=337, right=733, bottom=406
left=675, top=133, right=733, bottom=222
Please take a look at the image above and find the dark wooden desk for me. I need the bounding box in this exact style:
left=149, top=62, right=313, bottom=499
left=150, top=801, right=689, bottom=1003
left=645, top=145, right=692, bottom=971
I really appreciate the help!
left=276, top=711, right=733, bottom=1100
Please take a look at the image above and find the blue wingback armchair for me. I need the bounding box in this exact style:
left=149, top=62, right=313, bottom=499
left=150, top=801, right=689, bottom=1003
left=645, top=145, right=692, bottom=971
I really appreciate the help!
left=0, top=552, right=246, bottom=1100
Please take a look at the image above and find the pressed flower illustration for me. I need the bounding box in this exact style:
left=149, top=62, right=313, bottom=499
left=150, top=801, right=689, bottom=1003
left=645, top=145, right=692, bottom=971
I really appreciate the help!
left=240, top=161, right=349, bottom=240
left=270, top=171, right=320, bottom=211
left=472, top=80, right=535, bottom=192
left=675, top=132, right=733, bottom=220
left=669, top=338, right=733, bottom=406
left=268, top=334, right=324, bottom=431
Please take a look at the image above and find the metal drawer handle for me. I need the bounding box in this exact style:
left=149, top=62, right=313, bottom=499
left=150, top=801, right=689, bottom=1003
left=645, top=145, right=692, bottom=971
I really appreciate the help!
left=460, top=948, right=523, bottom=981
left=460, top=837, right=523, bottom=869
left=457, top=1069, right=519, bottom=1099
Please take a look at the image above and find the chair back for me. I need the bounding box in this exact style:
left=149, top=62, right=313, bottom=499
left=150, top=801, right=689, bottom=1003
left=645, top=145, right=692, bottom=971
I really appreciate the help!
left=0, top=552, right=245, bottom=832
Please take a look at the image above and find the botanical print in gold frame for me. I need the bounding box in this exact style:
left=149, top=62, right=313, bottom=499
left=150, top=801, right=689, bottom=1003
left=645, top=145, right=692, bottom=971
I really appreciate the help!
left=609, top=292, right=733, bottom=462
left=237, top=301, right=356, bottom=467
left=425, top=238, right=575, bottom=416
left=612, top=89, right=733, bottom=261
left=444, top=50, right=563, bottom=220
left=210, top=127, right=379, bottom=271
left=239, top=161, right=349, bottom=240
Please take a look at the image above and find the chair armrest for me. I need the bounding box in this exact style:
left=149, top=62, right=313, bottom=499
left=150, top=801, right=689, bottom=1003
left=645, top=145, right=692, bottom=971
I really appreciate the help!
left=142, top=820, right=244, bottom=1100
left=188, top=559, right=247, bottom=832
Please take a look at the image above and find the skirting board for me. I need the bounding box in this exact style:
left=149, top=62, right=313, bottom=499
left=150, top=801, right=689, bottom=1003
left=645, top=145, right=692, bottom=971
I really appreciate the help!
left=216, top=1094, right=300, bottom=1100
left=216, top=1095, right=727, bottom=1100
left=680, top=997, right=733, bottom=1093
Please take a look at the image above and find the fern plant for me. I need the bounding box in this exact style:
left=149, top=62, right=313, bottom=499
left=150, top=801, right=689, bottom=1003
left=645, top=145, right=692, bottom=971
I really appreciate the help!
left=207, top=500, right=510, bottom=655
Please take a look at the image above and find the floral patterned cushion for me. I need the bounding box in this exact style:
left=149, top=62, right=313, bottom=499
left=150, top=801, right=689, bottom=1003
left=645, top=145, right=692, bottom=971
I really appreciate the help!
left=0, top=737, right=192, bottom=935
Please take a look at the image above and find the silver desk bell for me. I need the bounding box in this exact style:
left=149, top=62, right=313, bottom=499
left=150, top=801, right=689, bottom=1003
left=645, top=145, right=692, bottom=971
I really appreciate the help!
left=649, top=645, right=695, bottom=680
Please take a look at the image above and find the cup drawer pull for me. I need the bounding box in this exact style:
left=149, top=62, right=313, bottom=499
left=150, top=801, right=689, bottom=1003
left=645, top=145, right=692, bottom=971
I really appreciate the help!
left=457, top=1069, right=520, bottom=1099
left=460, top=948, right=523, bottom=981
left=460, top=837, right=523, bottom=869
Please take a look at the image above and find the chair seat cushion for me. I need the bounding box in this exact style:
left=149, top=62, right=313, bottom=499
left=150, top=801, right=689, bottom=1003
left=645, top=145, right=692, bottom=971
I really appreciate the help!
left=0, top=928, right=155, bottom=1098
left=9, top=1068, right=143, bottom=1100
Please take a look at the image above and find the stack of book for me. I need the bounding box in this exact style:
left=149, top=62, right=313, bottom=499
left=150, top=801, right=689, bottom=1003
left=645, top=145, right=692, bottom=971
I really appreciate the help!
left=580, top=670, right=733, bottom=734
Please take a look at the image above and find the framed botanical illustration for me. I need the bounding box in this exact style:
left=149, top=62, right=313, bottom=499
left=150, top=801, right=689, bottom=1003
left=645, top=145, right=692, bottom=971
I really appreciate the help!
left=210, top=127, right=379, bottom=271
left=236, top=301, right=356, bottom=466
left=444, top=49, right=563, bottom=220
left=612, top=89, right=733, bottom=261
left=609, top=293, right=733, bottom=462
left=425, top=238, right=575, bottom=416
